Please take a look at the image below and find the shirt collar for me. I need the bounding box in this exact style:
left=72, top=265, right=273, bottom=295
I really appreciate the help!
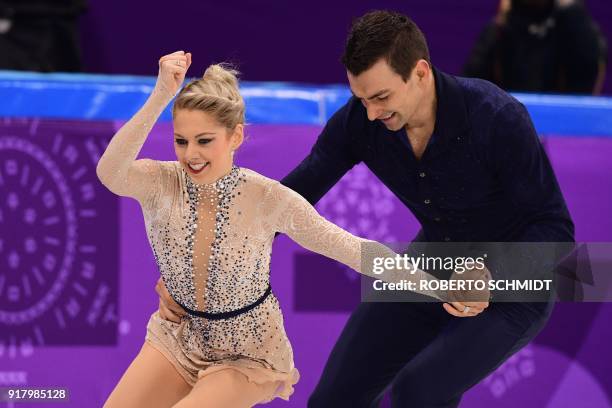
left=431, top=66, right=470, bottom=145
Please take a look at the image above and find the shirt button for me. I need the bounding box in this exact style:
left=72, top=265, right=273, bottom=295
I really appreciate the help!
left=419, top=172, right=426, bottom=178
left=424, top=199, right=431, bottom=204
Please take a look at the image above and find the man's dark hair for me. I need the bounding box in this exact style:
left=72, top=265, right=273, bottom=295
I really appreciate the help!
left=341, top=10, right=430, bottom=81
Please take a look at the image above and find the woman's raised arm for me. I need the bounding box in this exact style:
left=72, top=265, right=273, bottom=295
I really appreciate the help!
left=96, top=51, right=191, bottom=203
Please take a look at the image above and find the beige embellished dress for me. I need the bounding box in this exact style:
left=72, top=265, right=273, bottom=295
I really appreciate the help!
left=95, top=93, right=440, bottom=403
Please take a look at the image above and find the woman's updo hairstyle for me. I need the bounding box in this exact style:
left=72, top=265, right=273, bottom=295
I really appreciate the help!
left=173, top=63, right=245, bottom=130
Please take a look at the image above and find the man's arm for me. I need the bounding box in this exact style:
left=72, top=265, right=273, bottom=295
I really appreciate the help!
left=492, top=101, right=575, bottom=243
left=489, top=102, right=575, bottom=299
left=280, top=100, right=361, bottom=206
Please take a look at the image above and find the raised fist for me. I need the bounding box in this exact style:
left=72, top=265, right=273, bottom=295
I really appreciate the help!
left=155, top=50, right=192, bottom=98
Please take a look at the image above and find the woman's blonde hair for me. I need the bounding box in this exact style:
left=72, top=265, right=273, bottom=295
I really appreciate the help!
left=172, top=63, right=245, bottom=130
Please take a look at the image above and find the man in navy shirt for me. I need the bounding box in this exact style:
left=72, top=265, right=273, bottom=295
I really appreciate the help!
left=295, top=11, right=572, bottom=407
left=157, top=10, right=574, bottom=407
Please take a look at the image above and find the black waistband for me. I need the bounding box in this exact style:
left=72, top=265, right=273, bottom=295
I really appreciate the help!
left=175, top=285, right=272, bottom=320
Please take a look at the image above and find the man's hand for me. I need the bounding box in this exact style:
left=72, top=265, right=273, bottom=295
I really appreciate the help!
left=155, top=278, right=185, bottom=323
left=443, top=263, right=492, bottom=317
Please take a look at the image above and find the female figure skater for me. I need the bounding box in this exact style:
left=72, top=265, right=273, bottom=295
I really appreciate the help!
left=98, top=51, right=445, bottom=407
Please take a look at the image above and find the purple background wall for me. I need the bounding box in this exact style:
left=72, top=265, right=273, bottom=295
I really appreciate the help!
left=79, top=0, right=612, bottom=94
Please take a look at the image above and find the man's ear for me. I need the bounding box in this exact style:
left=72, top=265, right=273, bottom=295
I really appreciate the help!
left=414, top=59, right=431, bottom=80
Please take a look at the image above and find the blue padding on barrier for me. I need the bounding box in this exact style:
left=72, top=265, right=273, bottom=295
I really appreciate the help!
left=513, top=93, right=612, bottom=137
left=1, top=71, right=611, bottom=137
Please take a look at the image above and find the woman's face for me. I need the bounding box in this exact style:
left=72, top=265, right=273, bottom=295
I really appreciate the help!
left=173, top=109, right=243, bottom=184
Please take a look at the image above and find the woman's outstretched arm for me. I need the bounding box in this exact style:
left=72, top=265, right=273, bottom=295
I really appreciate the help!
left=96, top=51, right=191, bottom=203
left=266, top=181, right=446, bottom=301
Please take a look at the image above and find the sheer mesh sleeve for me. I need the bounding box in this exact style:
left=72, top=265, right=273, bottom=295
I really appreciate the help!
left=95, top=89, right=169, bottom=206
left=266, top=181, right=445, bottom=300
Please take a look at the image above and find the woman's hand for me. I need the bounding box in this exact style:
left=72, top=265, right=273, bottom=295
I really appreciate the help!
left=154, top=50, right=192, bottom=99
left=443, top=264, right=491, bottom=317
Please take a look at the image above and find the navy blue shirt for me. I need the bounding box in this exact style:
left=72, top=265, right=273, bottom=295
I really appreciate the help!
left=281, top=68, right=574, bottom=243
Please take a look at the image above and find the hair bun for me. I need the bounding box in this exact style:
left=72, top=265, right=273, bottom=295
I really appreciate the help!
left=173, top=62, right=245, bottom=130
left=202, top=63, right=240, bottom=92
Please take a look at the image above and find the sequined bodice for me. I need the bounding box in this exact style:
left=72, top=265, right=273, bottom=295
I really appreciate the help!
left=146, top=164, right=276, bottom=314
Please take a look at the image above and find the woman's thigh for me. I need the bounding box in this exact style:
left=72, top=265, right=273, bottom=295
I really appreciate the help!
left=104, top=342, right=192, bottom=408
left=172, top=368, right=278, bottom=408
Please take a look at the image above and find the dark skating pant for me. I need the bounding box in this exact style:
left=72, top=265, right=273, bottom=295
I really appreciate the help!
left=308, top=299, right=553, bottom=407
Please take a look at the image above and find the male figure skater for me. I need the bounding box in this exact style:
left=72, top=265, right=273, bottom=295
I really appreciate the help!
left=157, top=10, right=574, bottom=407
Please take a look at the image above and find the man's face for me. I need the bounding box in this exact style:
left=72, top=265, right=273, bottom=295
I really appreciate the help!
left=347, top=58, right=426, bottom=131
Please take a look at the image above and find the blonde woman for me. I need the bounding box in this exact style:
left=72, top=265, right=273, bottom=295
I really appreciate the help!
left=97, top=51, right=449, bottom=408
